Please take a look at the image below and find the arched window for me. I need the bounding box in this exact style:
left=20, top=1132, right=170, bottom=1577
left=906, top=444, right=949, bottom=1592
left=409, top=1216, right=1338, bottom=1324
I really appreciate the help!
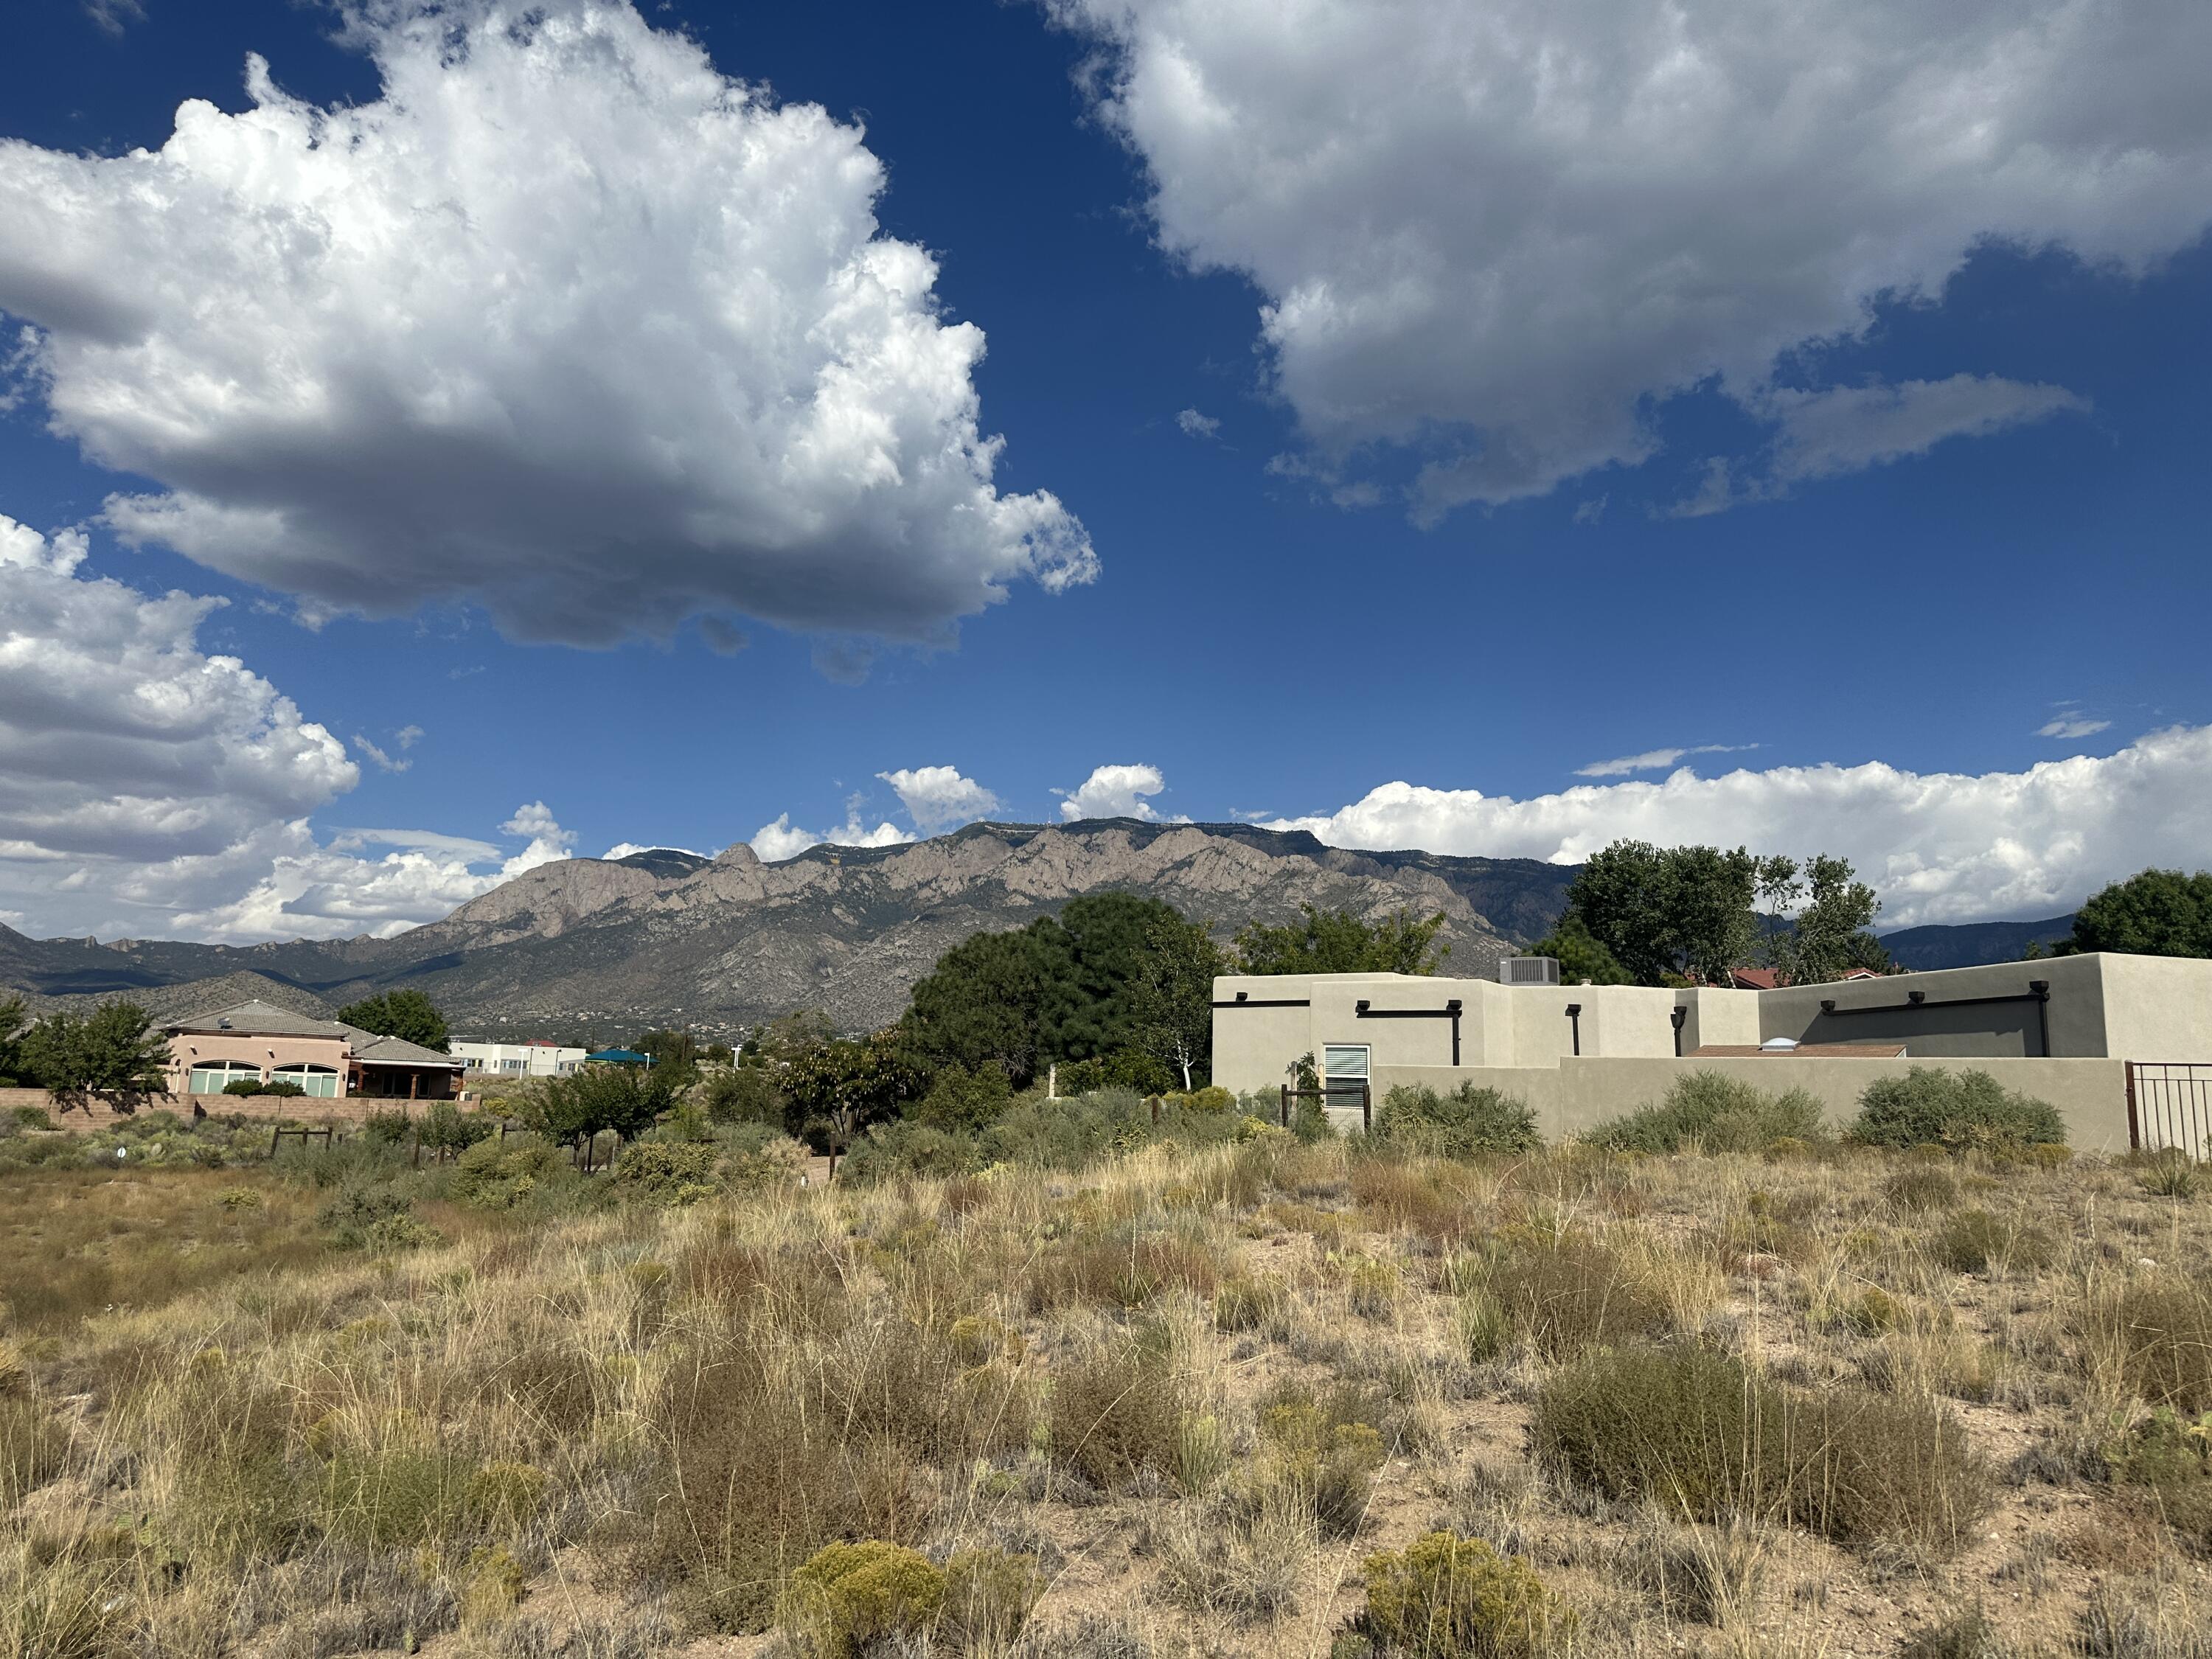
left=188, top=1060, right=262, bottom=1094
left=271, top=1063, right=341, bottom=1098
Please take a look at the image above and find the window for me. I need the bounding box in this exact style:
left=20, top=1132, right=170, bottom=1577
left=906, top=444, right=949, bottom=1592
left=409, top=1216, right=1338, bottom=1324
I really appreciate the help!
left=189, top=1060, right=262, bottom=1094
left=271, top=1063, right=340, bottom=1097
left=1322, top=1045, right=1370, bottom=1125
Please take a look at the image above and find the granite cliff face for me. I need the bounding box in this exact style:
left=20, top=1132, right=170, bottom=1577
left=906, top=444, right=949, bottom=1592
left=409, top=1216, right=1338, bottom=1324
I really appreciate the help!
left=0, top=821, right=1577, bottom=1036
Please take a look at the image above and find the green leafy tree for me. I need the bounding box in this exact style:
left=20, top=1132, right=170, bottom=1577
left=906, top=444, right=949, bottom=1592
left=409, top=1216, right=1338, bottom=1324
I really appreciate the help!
left=2067, top=869, right=2212, bottom=958
left=18, top=1001, right=170, bottom=1099
left=1127, top=911, right=1224, bottom=1089
left=633, top=1028, right=701, bottom=1085
left=335, top=989, right=451, bottom=1053
left=902, top=894, right=1216, bottom=1088
left=0, top=995, right=24, bottom=1085
left=1233, top=904, right=1449, bottom=976
left=1525, top=917, right=1632, bottom=985
left=1765, top=854, right=1888, bottom=984
left=911, top=1061, right=1015, bottom=1132
left=783, top=1029, right=926, bottom=1142
left=520, top=1059, right=681, bottom=1143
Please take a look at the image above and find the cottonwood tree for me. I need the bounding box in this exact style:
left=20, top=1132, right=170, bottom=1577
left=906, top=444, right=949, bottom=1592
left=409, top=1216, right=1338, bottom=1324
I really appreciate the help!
left=1128, top=911, right=1225, bottom=1090
left=2067, top=868, right=2212, bottom=958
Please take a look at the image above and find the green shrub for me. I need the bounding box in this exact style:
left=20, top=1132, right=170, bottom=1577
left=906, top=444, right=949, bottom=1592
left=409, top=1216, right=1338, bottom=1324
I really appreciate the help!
left=1374, top=1084, right=1540, bottom=1158
left=779, top=1540, right=945, bottom=1659
left=320, top=1444, right=476, bottom=1548
left=417, top=1099, right=497, bottom=1152
left=1215, top=1274, right=1286, bottom=1335
left=611, top=1139, right=721, bottom=1206
left=1585, top=1072, right=1826, bottom=1154
left=939, top=1547, right=1046, bottom=1651
left=840, top=1119, right=982, bottom=1184
left=451, top=1131, right=571, bottom=1209
left=1257, top=1394, right=1388, bottom=1539
left=319, top=1181, right=432, bottom=1249
left=222, top=1077, right=303, bottom=1096
left=9, top=1105, right=54, bottom=1130
left=1850, top=1068, right=2066, bottom=1152
left=1534, top=1346, right=1990, bottom=1554
left=361, top=1107, right=413, bottom=1144
left=465, top=1459, right=549, bottom=1531
left=2138, top=1152, right=2205, bottom=1200
left=1884, top=1166, right=1960, bottom=1212
left=717, top=1123, right=810, bottom=1192
left=912, top=1062, right=1015, bottom=1133
left=1481, top=1237, right=1672, bottom=1358
left=1356, top=1531, right=1569, bottom=1658
left=1930, top=1208, right=2055, bottom=1275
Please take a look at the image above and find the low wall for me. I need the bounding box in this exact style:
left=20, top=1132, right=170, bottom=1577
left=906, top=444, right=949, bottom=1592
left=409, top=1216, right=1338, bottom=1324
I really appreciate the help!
left=2, top=1088, right=394, bottom=1135
left=1368, top=1055, right=2134, bottom=1152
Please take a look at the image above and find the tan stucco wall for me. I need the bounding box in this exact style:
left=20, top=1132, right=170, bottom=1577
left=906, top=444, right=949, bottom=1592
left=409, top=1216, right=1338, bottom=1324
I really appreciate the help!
left=1369, top=1055, right=2133, bottom=1152
left=1756, top=956, right=2113, bottom=1057
left=164, top=1032, right=352, bottom=1096
left=2095, top=955, right=2212, bottom=1061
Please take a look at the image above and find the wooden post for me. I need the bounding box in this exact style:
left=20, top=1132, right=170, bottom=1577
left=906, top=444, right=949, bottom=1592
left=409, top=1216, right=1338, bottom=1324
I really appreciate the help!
left=1279, top=1084, right=1290, bottom=1128
left=1362, top=1083, right=1372, bottom=1134
left=269, top=1126, right=281, bottom=1158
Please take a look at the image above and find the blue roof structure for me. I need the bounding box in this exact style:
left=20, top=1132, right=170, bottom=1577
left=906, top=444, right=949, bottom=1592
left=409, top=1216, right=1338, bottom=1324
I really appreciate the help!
left=585, top=1048, right=651, bottom=1065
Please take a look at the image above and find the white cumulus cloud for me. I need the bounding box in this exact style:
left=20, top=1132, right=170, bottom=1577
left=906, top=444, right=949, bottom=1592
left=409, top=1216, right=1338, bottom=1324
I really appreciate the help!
left=0, top=511, right=358, bottom=928
left=1050, top=0, right=2212, bottom=515
left=877, top=765, right=1003, bottom=832
left=1576, top=743, right=1758, bottom=779
left=602, top=842, right=702, bottom=862
left=0, top=0, right=1095, bottom=653
left=750, top=800, right=914, bottom=863
left=1265, top=726, right=2212, bottom=927
left=1176, top=408, right=1222, bottom=439
left=1057, top=762, right=1172, bottom=822
left=2038, top=717, right=2112, bottom=740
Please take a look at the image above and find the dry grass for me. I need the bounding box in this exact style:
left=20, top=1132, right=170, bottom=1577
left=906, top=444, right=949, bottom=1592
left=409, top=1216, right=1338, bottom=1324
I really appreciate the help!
left=4, top=1127, right=2211, bottom=1656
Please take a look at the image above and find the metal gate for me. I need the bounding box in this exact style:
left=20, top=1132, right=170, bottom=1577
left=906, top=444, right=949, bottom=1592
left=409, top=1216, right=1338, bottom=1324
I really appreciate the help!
left=2125, top=1062, right=2212, bottom=1160
left=1280, top=1082, right=1371, bottom=1133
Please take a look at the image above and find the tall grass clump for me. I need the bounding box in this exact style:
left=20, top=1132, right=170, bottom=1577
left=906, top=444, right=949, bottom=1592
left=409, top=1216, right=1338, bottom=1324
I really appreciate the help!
left=1584, top=1073, right=1826, bottom=1154
left=1373, top=1084, right=1540, bottom=1158
left=1534, top=1346, right=1991, bottom=1555
left=2084, top=1281, right=2212, bottom=1413
left=1477, top=1237, right=1673, bottom=1358
left=1850, top=1068, right=2065, bottom=1152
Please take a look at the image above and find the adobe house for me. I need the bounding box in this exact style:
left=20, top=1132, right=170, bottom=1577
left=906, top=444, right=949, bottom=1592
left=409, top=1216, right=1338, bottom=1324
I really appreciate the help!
left=1211, top=952, right=2212, bottom=1153
left=164, top=999, right=465, bottom=1102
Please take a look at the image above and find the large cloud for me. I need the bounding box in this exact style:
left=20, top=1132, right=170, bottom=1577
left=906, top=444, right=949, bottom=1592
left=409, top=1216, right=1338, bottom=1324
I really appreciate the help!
left=1267, top=727, right=2212, bottom=927
left=1057, top=762, right=1172, bottom=821
left=0, top=0, right=1094, bottom=650
left=877, top=765, right=1003, bottom=832
left=0, top=512, right=357, bottom=922
left=1051, top=0, right=2212, bottom=513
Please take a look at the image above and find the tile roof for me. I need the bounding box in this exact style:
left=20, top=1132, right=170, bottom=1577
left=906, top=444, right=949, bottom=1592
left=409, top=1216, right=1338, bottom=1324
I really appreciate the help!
left=167, top=998, right=349, bottom=1039
left=347, top=1029, right=464, bottom=1068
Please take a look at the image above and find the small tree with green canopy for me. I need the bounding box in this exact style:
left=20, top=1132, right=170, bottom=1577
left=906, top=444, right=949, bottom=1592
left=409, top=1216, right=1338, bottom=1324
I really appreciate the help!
left=335, top=989, right=451, bottom=1053
left=520, top=1058, right=682, bottom=1144
left=2066, top=868, right=2212, bottom=958
left=1127, top=910, right=1223, bottom=1089
left=0, top=995, right=24, bottom=1085
left=1525, top=917, right=1632, bottom=984
left=17, top=1001, right=170, bottom=1102
left=1233, top=903, right=1449, bottom=975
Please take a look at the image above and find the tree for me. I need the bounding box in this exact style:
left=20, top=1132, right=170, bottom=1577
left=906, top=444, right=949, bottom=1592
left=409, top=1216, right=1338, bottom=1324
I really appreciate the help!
left=633, top=1028, right=700, bottom=1083
left=901, top=894, right=1214, bottom=1088
left=521, top=1059, right=681, bottom=1143
left=782, top=1029, right=925, bottom=1147
left=1233, top=904, right=1450, bottom=976
left=0, top=995, right=24, bottom=1085
left=18, top=1001, right=169, bottom=1100
left=336, top=990, right=451, bottom=1053
left=2068, top=869, right=2212, bottom=958
left=1760, top=853, right=1888, bottom=984
left=1127, top=911, right=1224, bottom=1090
left=1525, top=917, right=1632, bottom=985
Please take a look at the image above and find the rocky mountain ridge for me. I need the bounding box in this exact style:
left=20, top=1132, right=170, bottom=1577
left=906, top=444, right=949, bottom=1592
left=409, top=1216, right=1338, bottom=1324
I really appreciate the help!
left=1, top=821, right=1576, bottom=1036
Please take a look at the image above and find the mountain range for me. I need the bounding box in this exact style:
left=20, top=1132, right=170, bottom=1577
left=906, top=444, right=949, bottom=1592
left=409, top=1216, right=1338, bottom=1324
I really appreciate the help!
left=0, top=821, right=1574, bottom=1038
left=0, top=821, right=2080, bottom=1037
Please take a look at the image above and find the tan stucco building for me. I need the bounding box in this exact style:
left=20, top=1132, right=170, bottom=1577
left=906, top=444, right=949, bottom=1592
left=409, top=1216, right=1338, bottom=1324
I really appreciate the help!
left=1211, top=953, right=2212, bottom=1152
left=164, top=999, right=465, bottom=1102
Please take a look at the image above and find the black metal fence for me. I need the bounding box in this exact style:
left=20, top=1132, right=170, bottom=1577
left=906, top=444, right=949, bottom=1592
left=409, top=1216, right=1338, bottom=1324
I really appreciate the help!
left=2126, top=1062, right=2212, bottom=1160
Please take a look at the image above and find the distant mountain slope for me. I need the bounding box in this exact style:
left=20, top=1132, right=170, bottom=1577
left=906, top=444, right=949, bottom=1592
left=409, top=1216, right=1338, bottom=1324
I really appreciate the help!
left=0, top=821, right=1576, bottom=1037
left=1878, top=915, right=2077, bottom=970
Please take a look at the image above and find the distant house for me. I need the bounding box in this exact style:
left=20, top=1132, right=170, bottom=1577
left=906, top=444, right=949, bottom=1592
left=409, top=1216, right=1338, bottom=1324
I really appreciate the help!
left=449, top=1038, right=588, bottom=1078
left=163, top=999, right=465, bottom=1101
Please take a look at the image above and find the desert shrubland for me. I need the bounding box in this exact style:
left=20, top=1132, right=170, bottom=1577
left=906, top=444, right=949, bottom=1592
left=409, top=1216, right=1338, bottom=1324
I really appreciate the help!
left=2, top=1087, right=2209, bottom=1656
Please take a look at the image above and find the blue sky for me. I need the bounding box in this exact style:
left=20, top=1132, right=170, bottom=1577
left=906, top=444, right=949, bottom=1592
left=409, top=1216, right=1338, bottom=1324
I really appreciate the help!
left=2, top=0, right=2209, bottom=942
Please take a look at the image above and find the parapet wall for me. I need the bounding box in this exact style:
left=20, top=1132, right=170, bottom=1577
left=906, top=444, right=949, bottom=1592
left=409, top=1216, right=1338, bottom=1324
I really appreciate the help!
left=1368, top=1055, right=2133, bottom=1152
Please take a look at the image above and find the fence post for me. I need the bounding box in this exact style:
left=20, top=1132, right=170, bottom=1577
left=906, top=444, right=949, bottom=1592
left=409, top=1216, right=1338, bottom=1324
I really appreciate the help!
left=269, top=1126, right=280, bottom=1158
left=1150, top=1095, right=1160, bottom=1125
left=1362, top=1083, right=1372, bottom=1135
left=1279, top=1084, right=1290, bottom=1128
left=2124, top=1062, right=2140, bottom=1152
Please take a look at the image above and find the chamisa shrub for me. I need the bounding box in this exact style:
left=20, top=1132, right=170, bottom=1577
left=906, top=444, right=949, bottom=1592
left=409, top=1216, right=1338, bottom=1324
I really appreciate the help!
left=1850, top=1067, right=2065, bottom=1152
left=611, top=1140, right=722, bottom=1206
left=1355, top=1531, right=1570, bottom=1658
left=779, top=1541, right=945, bottom=1659
left=1374, top=1084, right=1541, bottom=1158
left=451, top=1132, right=574, bottom=1211
left=1584, top=1072, right=1826, bottom=1154
left=1533, top=1346, right=1990, bottom=1555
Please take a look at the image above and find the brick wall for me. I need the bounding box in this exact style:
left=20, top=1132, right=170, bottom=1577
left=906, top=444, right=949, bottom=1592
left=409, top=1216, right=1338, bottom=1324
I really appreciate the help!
left=2, top=1087, right=396, bottom=1135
